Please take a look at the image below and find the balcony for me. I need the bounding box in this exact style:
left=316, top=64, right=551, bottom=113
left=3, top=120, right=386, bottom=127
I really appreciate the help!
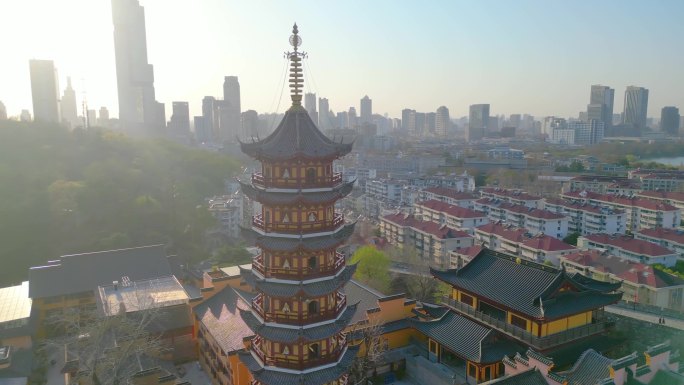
left=252, top=172, right=343, bottom=189
left=442, top=296, right=612, bottom=350
left=252, top=213, right=344, bottom=234
left=251, top=334, right=347, bottom=370
left=252, top=252, right=345, bottom=280
left=252, top=292, right=347, bottom=326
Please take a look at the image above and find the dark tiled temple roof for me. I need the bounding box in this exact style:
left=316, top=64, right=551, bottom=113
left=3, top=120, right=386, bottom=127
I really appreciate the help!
left=240, top=107, right=353, bottom=161
left=409, top=311, right=522, bottom=364
left=28, top=245, right=172, bottom=299
left=238, top=344, right=359, bottom=385
left=341, top=280, right=384, bottom=324
left=241, top=223, right=356, bottom=252
left=481, top=368, right=548, bottom=385
left=431, top=249, right=622, bottom=320
left=241, top=264, right=357, bottom=297
left=239, top=179, right=355, bottom=205
left=239, top=303, right=358, bottom=343
left=556, top=349, right=614, bottom=385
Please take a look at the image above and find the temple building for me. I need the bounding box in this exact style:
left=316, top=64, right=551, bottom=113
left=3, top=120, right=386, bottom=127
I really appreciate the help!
left=236, top=24, right=358, bottom=385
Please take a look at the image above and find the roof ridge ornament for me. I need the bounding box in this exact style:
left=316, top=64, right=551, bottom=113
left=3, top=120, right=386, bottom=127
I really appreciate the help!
left=285, top=23, right=307, bottom=108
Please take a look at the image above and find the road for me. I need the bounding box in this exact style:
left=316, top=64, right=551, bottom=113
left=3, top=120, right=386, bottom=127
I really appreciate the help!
left=606, top=305, right=684, bottom=330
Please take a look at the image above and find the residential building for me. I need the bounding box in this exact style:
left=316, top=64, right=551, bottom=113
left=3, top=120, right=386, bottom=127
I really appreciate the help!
left=169, top=101, right=190, bottom=137
left=360, top=95, right=372, bottom=124
left=0, top=282, right=32, bottom=349
left=586, top=85, right=614, bottom=128
left=561, top=190, right=681, bottom=231
left=519, top=234, right=577, bottom=265
left=60, top=76, right=79, bottom=128
left=98, top=106, right=110, bottom=127
left=366, top=179, right=404, bottom=203
left=448, top=245, right=484, bottom=269
left=622, top=86, right=649, bottom=129
left=479, top=188, right=542, bottom=208
left=468, top=104, right=489, bottom=142
left=474, top=222, right=529, bottom=256
left=636, top=228, right=684, bottom=260
left=475, top=199, right=569, bottom=238
left=304, top=92, right=317, bottom=125
left=629, top=168, right=684, bottom=192
left=112, top=0, right=162, bottom=133
left=240, top=109, right=259, bottom=139
left=487, top=147, right=524, bottom=160
left=570, top=119, right=604, bottom=145
left=207, top=195, right=243, bottom=240
left=318, top=97, right=331, bottom=130
left=550, top=127, right=575, bottom=145
left=420, top=187, right=478, bottom=208
left=414, top=200, right=489, bottom=234
left=636, top=190, right=684, bottom=211
left=543, top=198, right=627, bottom=235
left=381, top=213, right=474, bottom=267
left=567, top=175, right=640, bottom=195
left=202, top=96, right=220, bottom=142
left=435, top=106, right=450, bottom=136
left=578, top=234, right=679, bottom=267
left=29, top=59, right=60, bottom=124
left=541, top=117, right=566, bottom=138
left=660, top=106, right=680, bottom=135
left=221, top=76, right=241, bottom=141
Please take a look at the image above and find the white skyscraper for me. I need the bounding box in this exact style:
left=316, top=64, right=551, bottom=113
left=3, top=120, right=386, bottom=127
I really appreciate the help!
left=60, top=77, right=79, bottom=128
left=360, top=95, right=372, bottom=124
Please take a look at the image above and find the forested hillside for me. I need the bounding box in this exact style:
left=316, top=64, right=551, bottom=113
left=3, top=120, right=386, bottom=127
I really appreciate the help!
left=0, top=120, right=241, bottom=285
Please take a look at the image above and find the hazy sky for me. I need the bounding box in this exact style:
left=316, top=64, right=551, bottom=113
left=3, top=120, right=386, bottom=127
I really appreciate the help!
left=1, top=0, right=683, bottom=120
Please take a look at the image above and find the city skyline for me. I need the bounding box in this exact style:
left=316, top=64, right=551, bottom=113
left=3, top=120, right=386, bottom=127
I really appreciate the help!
left=1, top=0, right=683, bottom=121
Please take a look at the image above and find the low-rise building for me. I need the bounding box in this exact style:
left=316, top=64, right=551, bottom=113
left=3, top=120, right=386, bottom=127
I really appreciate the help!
left=519, top=234, right=577, bottom=265
left=561, top=250, right=684, bottom=312
left=420, top=187, right=478, bottom=208
left=479, top=188, right=542, bottom=208
left=380, top=213, right=474, bottom=268
left=629, top=168, right=684, bottom=192
left=567, top=175, right=640, bottom=195
left=636, top=227, right=684, bottom=260
left=448, top=245, right=484, bottom=269
left=543, top=198, right=627, bottom=235
left=637, top=190, right=684, bottom=211
left=366, top=179, right=404, bottom=203
left=414, top=200, right=489, bottom=234
left=475, top=199, right=569, bottom=239
left=0, top=282, right=32, bottom=349
left=207, top=195, right=244, bottom=239
left=577, top=234, right=679, bottom=267
left=475, top=222, right=529, bottom=256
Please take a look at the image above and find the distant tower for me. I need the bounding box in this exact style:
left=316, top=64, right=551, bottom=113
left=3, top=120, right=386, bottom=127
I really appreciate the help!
left=0, top=101, right=7, bottom=120
left=468, top=104, right=489, bottom=141
left=111, top=0, right=162, bottom=134
left=238, top=24, right=358, bottom=385
left=401, top=108, right=414, bottom=132
left=586, top=85, right=614, bottom=128
left=169, top=102, right=190, bottom=136
left=60, top=77, right=79, bottom=128
left=20, top=110, right=32, bottom=122
left=305, top=92, right=318, bottom=125
left=435, top=106, right=450, bottom=137
left=661, top=107, right=680, bottom=135
left=98, top=107, right=110, bottom=127
left=318, top=97, right=330, bottom=130
left=241, top=109, right=259, bottom=138
left=29, top=59, right=60, bottom=124
left=622, top=86, right=649, bottom=129
left=220, top=76, right=241, bottom=142
left=348, top=106, right=357, bottom=129
left=202, top=96, right=219, bottom=143
left=360, top=95, right=372, bottom=124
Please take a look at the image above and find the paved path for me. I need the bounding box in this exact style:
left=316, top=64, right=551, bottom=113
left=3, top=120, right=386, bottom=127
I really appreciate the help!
left=606, top=305, right=684, bottom=330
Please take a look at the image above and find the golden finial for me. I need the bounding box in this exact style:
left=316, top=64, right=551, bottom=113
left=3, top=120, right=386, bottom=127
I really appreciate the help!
left=285, top=23, right=306, bottom=107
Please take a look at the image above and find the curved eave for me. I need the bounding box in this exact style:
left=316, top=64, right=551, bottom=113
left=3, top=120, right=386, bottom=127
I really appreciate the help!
left=239, top=303, right=359, bottom=343
left=429, top=266, right=460, bottom=285
left=240, top=222, right=356, bottom=252
left=238, top=179, right=355, bottom=205
left=243, top=264, right=358, bottom=297
left=240, top=142, right=353, bottom=162
left=542, top=291, right=623, bottom=320
left=238, top=344, right=359, bottom=385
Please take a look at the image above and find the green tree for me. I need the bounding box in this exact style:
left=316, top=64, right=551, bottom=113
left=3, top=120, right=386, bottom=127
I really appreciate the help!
left=563, top=232, right=580, bottom=246
left=351, top=246, right=391, bottom=293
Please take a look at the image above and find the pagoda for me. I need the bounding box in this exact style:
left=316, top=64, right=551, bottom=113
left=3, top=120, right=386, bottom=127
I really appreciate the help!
left=237, top=24, right=359, bottom=385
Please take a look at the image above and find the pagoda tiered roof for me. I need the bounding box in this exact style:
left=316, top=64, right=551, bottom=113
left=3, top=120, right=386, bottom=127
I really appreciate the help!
left=239, top=303, right=358, bottom=343
left=240, top=107, right=353, bottom=161
left=238, top=344, right=359, bottom=385
left=238, top=178, right=355, bottom=205
left=431, top=249, right=622, bottom=320
left=240, top=223, right=355, bottom=251
left=240, top=264, right=357, bottom=297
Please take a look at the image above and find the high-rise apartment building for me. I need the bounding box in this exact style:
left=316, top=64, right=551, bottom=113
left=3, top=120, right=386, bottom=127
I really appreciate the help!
left=29, top=59, right=60, bottom=124
left=304, top=92, right=318, bottom=125
left=571, top=120, right=604, bottom=145
left=98, top=107, right=110, bottom=127
left=586, top=85, right=614, bottom=128
left=401, top=108, right=414, bottom=132
left=542, top=117, right=567, bottom=138
left=468, top=104, right=489, bottom=142
left=112, top=0, right=162, bottom=134
left=360, top=95, right=372, bottom=124
left=348, top=106, right=357, bottom=129
left=660, top=107, right=680, bottom=135
left=241, top=109, right=258, bottom=138
left=193, top=116, right=210, bottom=143
left=169, top=102, right=190, bottom=136
left=318, top=97, right=330, bottom=130
left=202, top=96, right=219, bottom=143
left=622, top=86, right=649, bottom=129
left=220, top=76, right=241, bottom=141
left=435, top=106, right=450, bottom=136
left=60, top=77, right=78, bottom=128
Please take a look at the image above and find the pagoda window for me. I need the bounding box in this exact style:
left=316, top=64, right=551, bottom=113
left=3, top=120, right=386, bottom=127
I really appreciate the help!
left=308, top=212, right=317, bottom=222
left=308, top=256, right=317, bottom=269
left=282, top=168, right=290, bottom=179
left=308, top=343, right=319, bottom=359
left=306, top=168, right=316, bottom=183
left=308, top=300, right=319, bottom=315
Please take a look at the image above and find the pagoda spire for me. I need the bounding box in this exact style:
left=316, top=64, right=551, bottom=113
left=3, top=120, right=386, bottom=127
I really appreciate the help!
left=286, top=23, right=307, bottom=108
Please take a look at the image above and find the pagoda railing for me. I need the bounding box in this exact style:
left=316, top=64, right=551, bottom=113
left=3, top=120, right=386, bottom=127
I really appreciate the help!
left=252, top=172, right=343, bottom=189
left=252, top=252, right=345, bottom=280
left=252, top=334, right=347, bottom=370
left=252, top=213, right=344, bottom=234
left=442, top=296, right=612, bottom=350
left=252, top=292, right=347, bottom=325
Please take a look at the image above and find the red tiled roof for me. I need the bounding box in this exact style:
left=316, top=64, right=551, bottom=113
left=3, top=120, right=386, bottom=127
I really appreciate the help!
left=423, top=187, right=477, bottom=200
left=637, top=191, right=684, bottom=203
left=450, top=245, right=484, bottom=258
left=475, top=222, right=528, bottom=242
left=544, top=198, right=625, bottom=215
left=416, top=200, right=487, bottom=219
left=480, top=187, right=542, bottom=201
left=561, top=191, right=679, bottom=212
left=521, top=234, right=576, bottom=252
left=499, top=202, right=567, bottom=220
left=382, top=213, right=472, bottom=239
left=583, top=234, right=675, bottom=257
left=563, top=250, right=684, bottom=288
left=637, top=228, right=684, bottom=245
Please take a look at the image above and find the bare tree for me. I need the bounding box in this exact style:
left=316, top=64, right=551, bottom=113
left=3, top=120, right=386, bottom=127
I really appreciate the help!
left=388, top=245, right=437, bottom=303
left=348, top=316, right=388, bottom=384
